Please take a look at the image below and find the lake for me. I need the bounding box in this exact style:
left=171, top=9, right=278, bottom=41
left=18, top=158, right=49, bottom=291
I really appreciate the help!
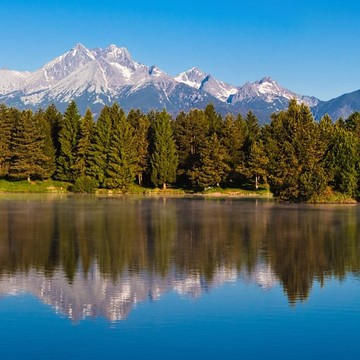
left=0, top=195, right=359, bottom=359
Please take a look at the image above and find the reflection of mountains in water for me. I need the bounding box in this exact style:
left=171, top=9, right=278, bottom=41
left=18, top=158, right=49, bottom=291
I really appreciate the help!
left=0, top=264, right=278, bottom=322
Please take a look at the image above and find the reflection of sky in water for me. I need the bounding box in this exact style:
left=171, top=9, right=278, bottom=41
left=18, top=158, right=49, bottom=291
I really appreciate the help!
left=0, top=277, right=359, bottom=360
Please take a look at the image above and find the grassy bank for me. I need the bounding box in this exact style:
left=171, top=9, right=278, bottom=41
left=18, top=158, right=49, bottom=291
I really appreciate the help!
left=0, top=180, right=356, bottom=203
left=0, top=179, right=70, bottom=193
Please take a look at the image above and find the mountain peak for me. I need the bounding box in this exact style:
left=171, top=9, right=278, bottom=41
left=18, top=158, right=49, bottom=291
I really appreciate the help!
left=259, top=76, right=275, bottom=84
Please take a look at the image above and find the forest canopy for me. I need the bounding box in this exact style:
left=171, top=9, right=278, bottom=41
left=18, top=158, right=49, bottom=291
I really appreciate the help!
left=0, top=100, right=359, bottom=202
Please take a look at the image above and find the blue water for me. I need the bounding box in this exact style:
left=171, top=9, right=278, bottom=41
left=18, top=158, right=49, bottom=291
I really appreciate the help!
left=0, top=196, right=359, bottom=359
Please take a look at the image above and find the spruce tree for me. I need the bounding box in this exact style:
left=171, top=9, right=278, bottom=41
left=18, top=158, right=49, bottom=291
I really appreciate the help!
left=106, top=108, right=138, bottom=189
left=204, top=103, right=223, bottom=135
left=73, top=108, right=95, bottom=178
left=0, top=104, right=13, bottom=177
left=87, top=105, right=113, bottom=187
left=56, top=101, right=81, bottom=182
left=190, top=133, right=230, bottom=190
left=150, top=110, right=178, bottom=189
left=9, top=110, right=51, bottom=181
left=34, top=109, right=56, bottom=179
left=44, top=104, right=63, bottom=159
left=239, top=112, right=267, bottom=189
left=222, top=113, right=247, bottom=184
left=127, top=109, right=150, bottom=186
left=173, top=109, right=208, bottom=187
left=264, top=99, right=328, bottom=201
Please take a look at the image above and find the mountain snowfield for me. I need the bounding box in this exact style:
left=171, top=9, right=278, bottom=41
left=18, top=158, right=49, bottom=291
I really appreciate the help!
left=1, top=42, right=350, bottom=122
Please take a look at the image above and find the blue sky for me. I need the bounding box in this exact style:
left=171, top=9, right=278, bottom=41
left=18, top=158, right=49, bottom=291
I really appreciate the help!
left=1, top=0, right=360, bottom=100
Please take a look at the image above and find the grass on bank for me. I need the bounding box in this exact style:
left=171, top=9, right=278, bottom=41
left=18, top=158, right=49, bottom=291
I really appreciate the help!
left=0, top=179, right=70, bottom=193
left=309, top=187, right=357, bottom=204
left=0, top=180, right=356, bottom=203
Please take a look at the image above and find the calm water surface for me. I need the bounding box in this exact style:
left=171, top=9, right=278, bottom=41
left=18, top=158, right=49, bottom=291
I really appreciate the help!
left=0, top=195, right=359, bottom=359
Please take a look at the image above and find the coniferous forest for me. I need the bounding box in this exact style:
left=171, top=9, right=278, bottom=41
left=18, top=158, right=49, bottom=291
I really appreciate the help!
left=0, top=99, right=360, bottom=202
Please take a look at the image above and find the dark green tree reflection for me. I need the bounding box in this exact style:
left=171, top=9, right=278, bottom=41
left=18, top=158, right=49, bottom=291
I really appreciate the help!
left=0, top=196, right=359, bottom=305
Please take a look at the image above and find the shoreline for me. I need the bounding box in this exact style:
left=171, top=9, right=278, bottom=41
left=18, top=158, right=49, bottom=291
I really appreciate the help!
left=0, top=180, right=357, bottom=204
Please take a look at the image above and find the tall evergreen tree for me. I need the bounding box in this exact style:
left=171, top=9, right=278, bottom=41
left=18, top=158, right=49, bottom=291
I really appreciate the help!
left=204, top=103, right=223, bottom=135
left=173, top=109, right=208, bottom=187
left=264, top=99, right=329, bottom=201
left=44, top=104, right=63, bottom=159
left=9, top=110, right=51, bottom=181
left=150, top=110, right=178, bottom=189
left=238, top=112, right=267, bottom=189
left=73, top=108, right=95, bottom=178
left=87, top=105, right=113, bottom=187
left=106, top=108, right=138, bottom=189
left=56, top=101, right=81, bottom=181
left=0, top=104, right=13, bottom=177
left=127, top=109, right=150, bottom=186
left=222, top=114, right=247, bottom=177
left=34, top=109, right=57, bottom=179
left=190, top=133, right=230, bottom=190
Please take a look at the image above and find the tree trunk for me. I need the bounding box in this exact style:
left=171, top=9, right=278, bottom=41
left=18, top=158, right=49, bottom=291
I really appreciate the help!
left=255, top=174, right=259, bottom=190
left=27, top=174, right=31, bottom=182
left=162, top=182, right=167, bottom=190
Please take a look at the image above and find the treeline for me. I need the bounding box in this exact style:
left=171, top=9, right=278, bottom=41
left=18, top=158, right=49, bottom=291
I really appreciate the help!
left=0, top=99, right=360, bottom=201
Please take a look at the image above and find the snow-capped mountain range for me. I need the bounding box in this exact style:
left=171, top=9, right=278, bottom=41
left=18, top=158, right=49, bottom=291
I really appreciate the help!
left=0, top=43, right=338, bottom=122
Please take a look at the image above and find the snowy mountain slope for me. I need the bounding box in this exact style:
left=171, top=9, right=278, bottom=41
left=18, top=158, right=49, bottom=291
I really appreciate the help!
left=0, top=43, right=323, bottom=122
left=229, top=77, right=318, bottom=108
left=175, top=67, right=238, bottom=102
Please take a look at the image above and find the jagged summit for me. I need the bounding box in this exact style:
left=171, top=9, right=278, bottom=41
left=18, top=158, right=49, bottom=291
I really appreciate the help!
left=0, top=43, right=321, bottom=123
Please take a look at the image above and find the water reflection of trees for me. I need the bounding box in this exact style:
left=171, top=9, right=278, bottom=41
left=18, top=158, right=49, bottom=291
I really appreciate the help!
left=0, top=197, right=359, bottom=303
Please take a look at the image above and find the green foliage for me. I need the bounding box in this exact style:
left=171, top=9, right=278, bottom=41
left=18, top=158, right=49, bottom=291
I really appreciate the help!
left=190, top=133, right=230, bottom=190
left=264, top=100, right=330, bottom=201
left=73, top=108, right=95, bottom=178
left=56, top=101, right=81, bottom=181
left=0, top=104, right=13, bottom=177
left=127, top=109, right=150, bottom=185
left=325, top=126, right=359, bottom=196
left=150, top=110, right=178, bottom=189
left=105, top=107, right=138, bottom=190
left=70, top=176, right=99, bottom=193
left=34, top=109, right=57, bottom=178
left=173, top=109, right=208, bottom=186
left=1, top=100, right=360, bottom=201
left=9, top=110, right=52, bottom=181
left=87, top=105, right=113, bottom=187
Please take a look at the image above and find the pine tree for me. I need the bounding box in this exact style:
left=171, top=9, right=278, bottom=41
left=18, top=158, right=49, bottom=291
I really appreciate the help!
left=87, top=105, right=113, bottom=187
left=73, top=108, right=95, bottom=178
left=0, top=104, right=13, bottom=177
left=264, top=99, right=329, bottom=201
left=127, top=109, right=150, bottom=186
left=150, top=110, right=178, bottom=189
left=44, top=104, right=63, bottom=159
left=106, top=108, right=138, bottom=189
left=34, top=109, right=56, bottom=179
left=239, top=112, right=267, bottom=189
left=173, top=109, right=208, bottom=187
left=222, top=113, right=247, bottom=184
left=9, top=110, right=51, bottom=181
left=190, top=133, right=230, bottom=190
left=204, top=103, right=223, bottom=135
left=56, top=101, right=81, bottom=181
